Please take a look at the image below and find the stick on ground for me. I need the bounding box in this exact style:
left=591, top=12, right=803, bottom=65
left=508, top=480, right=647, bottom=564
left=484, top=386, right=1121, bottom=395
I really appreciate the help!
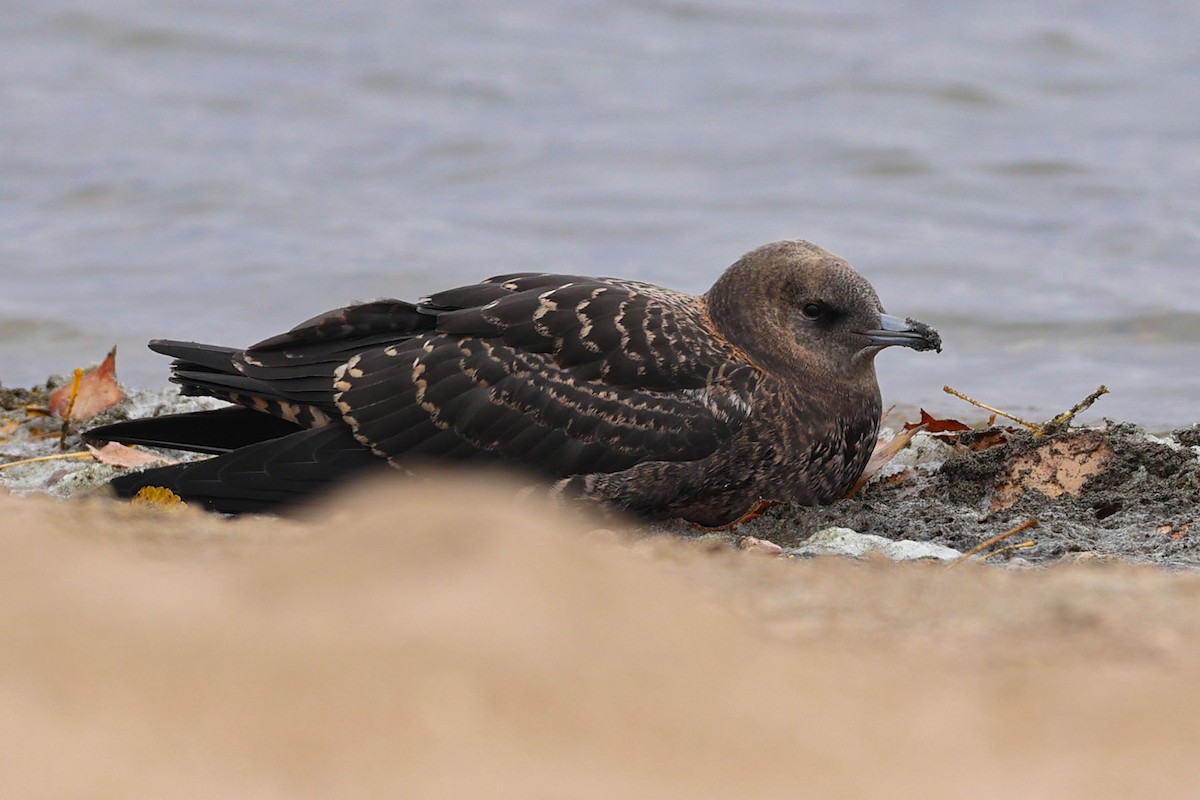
left=948, top=518, right=1039, bottom=568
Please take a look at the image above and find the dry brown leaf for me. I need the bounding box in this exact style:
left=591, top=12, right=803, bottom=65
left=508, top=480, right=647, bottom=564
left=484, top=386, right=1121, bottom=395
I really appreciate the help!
left=86, top=442, right=176, bottom=469
left=931, top=428, right=1010, bottom=451
left=1157, top=522, right=1191, bottom=541
left=961, top=429, right=1009, bottom=452
left=905, top=409, right=970, bottom=434
left=884, top=468, right=918, bottom=486
left=989, top=434, right=1112, bottom=513
left=49, top=347, right=124, bottom=423
left=848, top=422, right=925, bottom=497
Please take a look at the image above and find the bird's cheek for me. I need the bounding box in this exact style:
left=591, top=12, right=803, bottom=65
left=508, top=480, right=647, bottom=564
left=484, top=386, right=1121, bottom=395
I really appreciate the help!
left=848, top=345, right=882, bottom=371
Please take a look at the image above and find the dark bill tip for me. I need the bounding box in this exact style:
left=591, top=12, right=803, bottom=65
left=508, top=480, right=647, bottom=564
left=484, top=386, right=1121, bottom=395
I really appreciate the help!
left=863, top=314, right=942, bottom=353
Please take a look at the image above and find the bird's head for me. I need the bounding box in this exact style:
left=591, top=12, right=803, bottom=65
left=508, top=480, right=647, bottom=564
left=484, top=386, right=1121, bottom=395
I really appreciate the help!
left=706, top=239, right=941, bottom=385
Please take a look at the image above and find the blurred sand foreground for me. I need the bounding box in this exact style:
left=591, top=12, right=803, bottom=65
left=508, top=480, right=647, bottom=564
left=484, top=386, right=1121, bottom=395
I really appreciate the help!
left=2, top=473, right=1199, bottom=798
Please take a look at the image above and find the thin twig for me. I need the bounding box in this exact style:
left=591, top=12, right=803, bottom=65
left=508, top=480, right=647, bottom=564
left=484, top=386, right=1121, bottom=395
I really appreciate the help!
left=59, top=367, right=83, bottom=450
left=943, top=386, right=1040, bottom=431
left=984, top=540, right=1037, bottom=560
left=948, top=517, right=1039, bottom=568
left=0, top=451, right=94, bottom=471
left=1038, top=385, right=1109, bottom=437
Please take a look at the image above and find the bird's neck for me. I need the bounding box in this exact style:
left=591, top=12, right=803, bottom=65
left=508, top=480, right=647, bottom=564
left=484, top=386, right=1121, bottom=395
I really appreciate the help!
left=703, top=279, right=797, bottom=375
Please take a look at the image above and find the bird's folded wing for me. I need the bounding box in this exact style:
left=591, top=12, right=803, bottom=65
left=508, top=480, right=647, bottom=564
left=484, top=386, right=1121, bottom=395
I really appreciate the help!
left=335, top=338, right=756, bottom=477
left=334, top=279, right=759, bottom=477
left=227, top=300, right=437, bottom=405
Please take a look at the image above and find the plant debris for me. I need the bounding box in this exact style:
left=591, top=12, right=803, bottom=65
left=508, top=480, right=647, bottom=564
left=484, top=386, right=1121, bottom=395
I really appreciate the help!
left=47, top=347, right=124, bottom=424
left=849, top=423, right=925, bottom=497
left=131, top=485, right=187, bottom=509
left=904, top=409, right=971, bottom=434
left=86, top=442, right=177, bottom=469
left=948, top=517, right=1039, bottom=567
left=943, top=383, right=1110, bottom=437
left=943, top=384, right=1041, bottom=430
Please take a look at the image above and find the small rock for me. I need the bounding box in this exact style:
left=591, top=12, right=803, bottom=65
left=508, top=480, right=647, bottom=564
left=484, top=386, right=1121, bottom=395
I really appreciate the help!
left=738, top=536, right=784, bottom=556
left=784, top=527, right=962, bottom=562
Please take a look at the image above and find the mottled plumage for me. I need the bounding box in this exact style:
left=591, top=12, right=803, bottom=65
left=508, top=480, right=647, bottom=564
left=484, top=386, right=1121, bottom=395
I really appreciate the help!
left=86, top=240, right=940, bottom=525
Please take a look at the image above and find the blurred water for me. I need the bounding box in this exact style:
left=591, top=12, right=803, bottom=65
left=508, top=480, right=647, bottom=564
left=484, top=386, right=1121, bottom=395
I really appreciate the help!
left=2, top=0, right=1198, bottom=428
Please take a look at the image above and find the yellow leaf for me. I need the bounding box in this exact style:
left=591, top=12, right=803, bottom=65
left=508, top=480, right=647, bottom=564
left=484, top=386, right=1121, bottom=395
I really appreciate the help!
left=132, top=486, right=186, bottom=509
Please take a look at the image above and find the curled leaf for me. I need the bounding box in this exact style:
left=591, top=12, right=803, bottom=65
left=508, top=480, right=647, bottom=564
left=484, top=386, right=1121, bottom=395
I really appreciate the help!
left=848, top=422, right=925, bottom=497
left=49, top=347, right=124, bottom=423
left=904, top=409, right=970, bottom=434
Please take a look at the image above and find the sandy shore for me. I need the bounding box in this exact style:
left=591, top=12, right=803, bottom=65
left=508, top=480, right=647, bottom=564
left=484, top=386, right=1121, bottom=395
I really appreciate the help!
left=3, top=475, right=1200, bottom=797
left=4, top=380, right=1200, bottom=795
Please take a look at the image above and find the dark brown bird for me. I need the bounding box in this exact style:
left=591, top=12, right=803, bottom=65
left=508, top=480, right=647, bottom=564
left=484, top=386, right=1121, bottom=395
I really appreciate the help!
left=86, top=240, right=940, bottom=524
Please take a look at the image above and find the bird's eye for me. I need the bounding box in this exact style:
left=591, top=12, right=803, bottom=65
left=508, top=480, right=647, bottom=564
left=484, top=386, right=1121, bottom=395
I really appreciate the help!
left=801, top=302, right=822, bottom=320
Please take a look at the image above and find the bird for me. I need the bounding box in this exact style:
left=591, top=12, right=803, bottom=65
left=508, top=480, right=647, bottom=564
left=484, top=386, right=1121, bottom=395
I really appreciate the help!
left=85, top=240, right=941, bottom=525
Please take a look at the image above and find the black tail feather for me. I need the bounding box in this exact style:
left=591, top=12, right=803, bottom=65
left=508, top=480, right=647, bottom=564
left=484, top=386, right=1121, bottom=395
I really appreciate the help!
left=84, top=407, right=305, bottom=455
left=107, top=424, right=385, bottom=514
left=148, top=340, right=240, bottom=372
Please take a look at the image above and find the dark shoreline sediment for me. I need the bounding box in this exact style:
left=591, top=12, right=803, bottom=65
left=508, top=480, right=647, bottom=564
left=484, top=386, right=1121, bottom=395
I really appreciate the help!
left=3, top=382, right=1199, bottom=567
left=708, top=421, right=1200, bottom=567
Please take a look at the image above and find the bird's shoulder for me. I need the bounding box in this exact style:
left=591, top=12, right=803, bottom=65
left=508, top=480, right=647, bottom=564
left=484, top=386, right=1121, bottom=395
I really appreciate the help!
left=420, top=272, right=751, bottom=391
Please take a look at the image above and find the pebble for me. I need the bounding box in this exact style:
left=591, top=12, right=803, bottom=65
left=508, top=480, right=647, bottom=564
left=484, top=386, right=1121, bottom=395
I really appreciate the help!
left=783, top=527, right=962, bottom=562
